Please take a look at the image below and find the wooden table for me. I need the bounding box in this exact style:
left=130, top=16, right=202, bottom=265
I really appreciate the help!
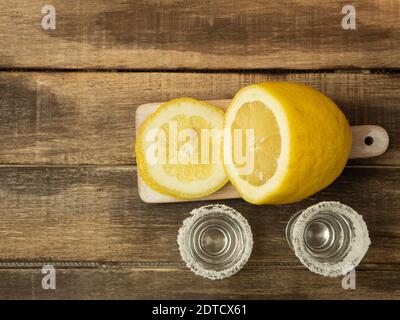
left=0, top=0, right=399, bottom=299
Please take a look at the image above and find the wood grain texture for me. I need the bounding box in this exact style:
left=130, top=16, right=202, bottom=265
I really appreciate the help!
left=0, top=267, right=399, bottom=299
left=0, top=72, right=398, bottom=165
left=0, top=166, right=398, bottom=266
left=0, top=0, right=399, bottom=69
left=0, top=0, right=399, bottom=300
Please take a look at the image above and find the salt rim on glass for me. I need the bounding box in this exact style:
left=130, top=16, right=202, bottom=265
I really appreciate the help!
left=290, top=201, right=371, bottom=277
left=177, top=204, right=253, bottom=280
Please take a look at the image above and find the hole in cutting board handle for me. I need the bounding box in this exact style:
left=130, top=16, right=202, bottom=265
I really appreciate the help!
left=364, top=136, right=374, bottom=146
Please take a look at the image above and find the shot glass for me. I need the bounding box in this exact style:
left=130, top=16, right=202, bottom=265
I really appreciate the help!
left=177, top=204, right=253, bottom=280
left=285, top=201, right=371, bottom=277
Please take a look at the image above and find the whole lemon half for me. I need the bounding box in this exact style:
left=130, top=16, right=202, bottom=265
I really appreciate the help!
left=223, top=82, right=352, bottom=204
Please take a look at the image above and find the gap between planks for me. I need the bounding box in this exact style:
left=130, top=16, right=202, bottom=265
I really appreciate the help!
left=0, top=164, right=399, bottom=169
left=0, top=68, right=399, bottom=74
left=0, top=261, right=399, bottom=271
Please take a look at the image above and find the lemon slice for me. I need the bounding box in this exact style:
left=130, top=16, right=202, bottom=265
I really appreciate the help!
left=136, top=98, right=228, bottom=199
left=224, top=82, right=352, bottom=204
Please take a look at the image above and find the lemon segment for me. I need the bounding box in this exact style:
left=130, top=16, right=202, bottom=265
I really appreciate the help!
left=224, top=82, right=352, bottom=205
left=136, top=98, right=228, bottom=199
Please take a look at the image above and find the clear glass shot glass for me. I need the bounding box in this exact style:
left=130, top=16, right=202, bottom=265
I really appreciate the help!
left=178, top=204, right=253, bottom=280
left=286, top=201, right=371, bottom=277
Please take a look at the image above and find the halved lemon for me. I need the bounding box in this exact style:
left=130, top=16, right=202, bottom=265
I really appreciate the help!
left=224, top=82, right=352, bottom=204
left=136, top=98, right=228, bottom=199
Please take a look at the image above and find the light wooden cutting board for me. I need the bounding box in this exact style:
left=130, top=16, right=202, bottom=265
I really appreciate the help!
left=136, top=100, right=389, bottom=203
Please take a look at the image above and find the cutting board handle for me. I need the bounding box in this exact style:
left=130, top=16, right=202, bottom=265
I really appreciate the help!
left=349, top=125, right=389, bottom=159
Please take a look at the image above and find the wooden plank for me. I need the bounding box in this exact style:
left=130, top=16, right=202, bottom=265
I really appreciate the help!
left=0, top=267, right=398, bottom=299
left=0, top=72, right=399, bottom=165
left=0, top=1, right=399, bottom=69
left=0, top=166, right=398, bottom=265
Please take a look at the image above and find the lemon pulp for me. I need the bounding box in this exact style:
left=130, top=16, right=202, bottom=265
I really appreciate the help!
left=161, top=114, right=213, bottom=183
left=231, top=101, right=281, bottom=187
